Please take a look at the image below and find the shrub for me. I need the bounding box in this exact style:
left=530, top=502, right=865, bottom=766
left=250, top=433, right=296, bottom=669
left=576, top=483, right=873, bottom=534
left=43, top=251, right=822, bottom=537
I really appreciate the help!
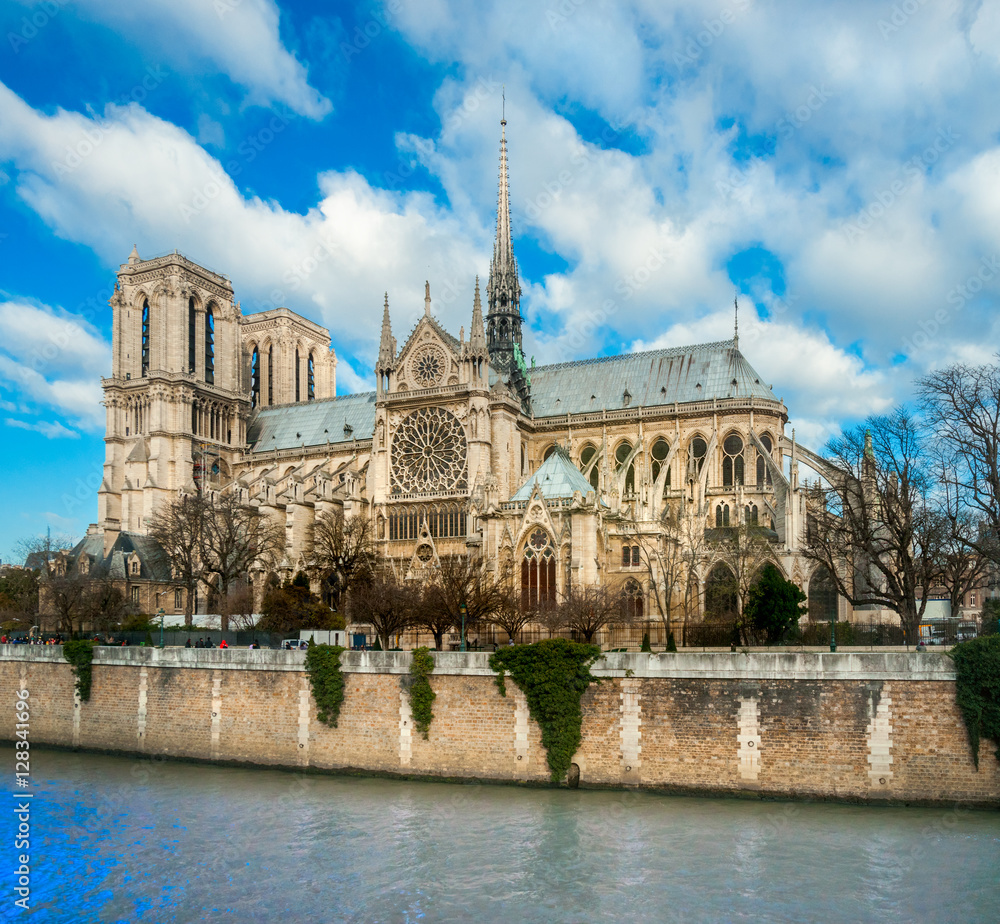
left=489, top=639, right=602, bottom=783
left=640, top=632, right=651, bottom=653
left=666, top=631, right=677, bottom=653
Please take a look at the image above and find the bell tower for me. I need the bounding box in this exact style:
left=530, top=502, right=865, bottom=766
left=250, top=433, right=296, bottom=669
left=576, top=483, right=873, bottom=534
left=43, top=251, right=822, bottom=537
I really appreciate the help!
left=99, top=247, right=251, bottom=553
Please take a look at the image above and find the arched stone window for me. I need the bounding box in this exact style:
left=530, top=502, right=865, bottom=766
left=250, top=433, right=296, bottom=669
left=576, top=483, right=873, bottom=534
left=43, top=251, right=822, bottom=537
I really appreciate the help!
left=615, top=441, right=635, bottom=494
left=250, top=347, right=260, bottom=409
left=722, top=433, right=744, bottom=487
left=705, top=563, right=737, bottom=621
left=188, top=297, right=197, bottom=374
left=543, top=444, right=556, bottom=461
left=580, top=445, right=599, bottom=490
left=745, top=503, right=758, bottom=525
left=295, top=349, right=301, bottom=402
left=808, top=565, right=838, bottom=622
left=141, top=298, right=150, bottom=377
left=715, top=503, right=730, bottom=528
left=204, top=305, right=215, bottom=385
left=621, top=578, right=643, bottom=620
left=757, top=433, right=773, bottom=486
left=521, top=528, right=556, bottom=610
left=688, top=435, right=707, bottom=479
left=308, top=353, right=315, bottom=400
left=267, top=346, right=274, bottom=405
left=651, top=437, right=671, bottom=493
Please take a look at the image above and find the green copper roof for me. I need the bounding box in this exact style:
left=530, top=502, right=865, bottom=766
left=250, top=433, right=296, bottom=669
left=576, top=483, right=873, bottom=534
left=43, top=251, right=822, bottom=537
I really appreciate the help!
left=511, top=447, right=596, bottom=502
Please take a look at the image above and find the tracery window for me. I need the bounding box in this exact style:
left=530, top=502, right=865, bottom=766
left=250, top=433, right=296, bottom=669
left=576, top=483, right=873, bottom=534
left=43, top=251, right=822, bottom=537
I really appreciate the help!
left=745, top=504, right=759, bottom=525
left=580, top=445, right=599, bottom=490
left=651, top=437, right=671, bottom=492
left=615, top=441, right=635, bottom=494
left=621, top=578, right=644, bottom=620
left=308, top=353, right=315, bottom=400
left=295, top=349, right=301, bottom=402
left=756, top=434, right=773, bottom=486
left=716, top=503, right=730, bottom=527
left=391, top=407, right=468, bottom=495
left=688, top=436, right=707, bottom=478
left=521, top=528, right=556, bottom=610
left=722, top=433, right=744, bottom=487
left=267, top=346, right=273, bottom=406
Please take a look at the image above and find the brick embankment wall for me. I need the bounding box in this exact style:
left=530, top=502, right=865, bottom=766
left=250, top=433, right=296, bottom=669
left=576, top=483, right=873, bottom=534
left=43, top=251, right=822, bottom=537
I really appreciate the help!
left=1, top=647, right=997, bottom=806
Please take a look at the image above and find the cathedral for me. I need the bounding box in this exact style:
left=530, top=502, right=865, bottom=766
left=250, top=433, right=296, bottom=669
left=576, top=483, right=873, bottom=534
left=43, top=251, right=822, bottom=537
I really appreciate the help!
left=72, top=117, right=842, bottom=630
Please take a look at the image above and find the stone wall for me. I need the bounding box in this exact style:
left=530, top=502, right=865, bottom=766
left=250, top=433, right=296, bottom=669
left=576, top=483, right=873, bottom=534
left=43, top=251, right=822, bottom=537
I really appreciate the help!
left=2, top=647, right=997, bottom=805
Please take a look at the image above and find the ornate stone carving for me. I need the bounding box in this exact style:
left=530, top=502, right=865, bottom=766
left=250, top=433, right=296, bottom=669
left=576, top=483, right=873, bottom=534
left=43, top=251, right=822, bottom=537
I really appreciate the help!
left=391, top=406, right=468, bottom=495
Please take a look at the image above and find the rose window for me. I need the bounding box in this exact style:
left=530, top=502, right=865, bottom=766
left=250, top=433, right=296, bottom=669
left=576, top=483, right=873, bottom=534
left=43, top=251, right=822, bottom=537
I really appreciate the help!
left=391, top=407, right=468, bottom=495
left=411, top=347, right=445, bottom=387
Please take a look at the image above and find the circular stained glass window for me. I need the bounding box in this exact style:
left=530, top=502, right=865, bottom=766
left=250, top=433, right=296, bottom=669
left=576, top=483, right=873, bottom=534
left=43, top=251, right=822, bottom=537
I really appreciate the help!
left=391, top=407, right=468, bottom=495
left=412, top=347, right=445, bottom=387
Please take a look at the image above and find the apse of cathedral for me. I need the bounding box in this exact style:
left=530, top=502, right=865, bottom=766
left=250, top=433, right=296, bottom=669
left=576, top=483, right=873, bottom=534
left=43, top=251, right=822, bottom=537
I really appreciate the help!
left=90, top=116, right=830, bottom=617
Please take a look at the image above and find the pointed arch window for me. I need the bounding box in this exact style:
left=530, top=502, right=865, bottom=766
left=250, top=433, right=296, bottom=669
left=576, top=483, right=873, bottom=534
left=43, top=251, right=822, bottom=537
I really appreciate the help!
left=756, top=434, right=773, bottom=486
left=745, top=504, right=759, bottom=525
left=716, top=503, right=730, bottom=527
left=204, top=306, right=215, bottom=385
left=651, top=437, right=671, bottom=494
left=308, top=353, right=315, bottom=400
left=188, top=298, right=196, bottom=373
left=521, top=528, right=556, bottom=610
left=141, top=299, right=150, bottom=377
left=267, top=346, right=273, bottom=405
left=688, top=436, right=707, bottom=479
left=250, top=347, right=260, bottom=410
left=722, top=433, right=744, bottom=487
left=615, top=441, right=635, bottom=494
left=580, top=445, right=599, bottom=490
left=621, top=579, right=643, bottom=620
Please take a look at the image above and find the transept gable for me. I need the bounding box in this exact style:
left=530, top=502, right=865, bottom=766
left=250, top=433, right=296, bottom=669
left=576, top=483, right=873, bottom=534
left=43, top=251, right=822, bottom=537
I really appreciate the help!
left=393, top=284, right=462, bottom=393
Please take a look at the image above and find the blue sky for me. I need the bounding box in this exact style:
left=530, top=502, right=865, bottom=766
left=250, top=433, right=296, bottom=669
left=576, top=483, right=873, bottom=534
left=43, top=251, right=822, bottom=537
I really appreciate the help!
left=1, top=0, right=999, bottom=561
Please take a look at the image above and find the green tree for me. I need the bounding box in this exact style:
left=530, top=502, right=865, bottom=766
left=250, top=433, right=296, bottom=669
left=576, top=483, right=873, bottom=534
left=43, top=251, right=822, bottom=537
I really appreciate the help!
left=744, top=564, right=807, bottom=644
left=981, top=599, right=1000, bottom=637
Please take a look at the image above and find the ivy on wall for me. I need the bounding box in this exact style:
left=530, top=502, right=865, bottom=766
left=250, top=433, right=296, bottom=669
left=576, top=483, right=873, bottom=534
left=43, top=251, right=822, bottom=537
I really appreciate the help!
left=305, top=643, right=346, bottom=727
left=62, top=640, right=94, bottom=702
left=408, top=647, right=436, bottom=740
left=950, top=635, right=1000, bottom=769
left=489, top=639, right=602, bottom=783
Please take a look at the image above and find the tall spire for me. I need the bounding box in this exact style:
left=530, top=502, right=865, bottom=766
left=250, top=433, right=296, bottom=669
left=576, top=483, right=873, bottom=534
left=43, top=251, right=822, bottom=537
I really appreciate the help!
left=377, top=292, right=395, bottom=369
left=470, top=275, right=487, bottom=353
left=486, top=111, right=523, bottom=378
left=733, top=291, right=739, bottom=349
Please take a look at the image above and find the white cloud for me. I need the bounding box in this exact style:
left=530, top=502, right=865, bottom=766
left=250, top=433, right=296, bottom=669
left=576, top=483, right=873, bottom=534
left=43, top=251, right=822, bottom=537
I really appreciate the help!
left=5, top=418, right=81, bottom=439
left=0, top=299, right=109, bottom=428
left=18, top=0, right=331, bottom=118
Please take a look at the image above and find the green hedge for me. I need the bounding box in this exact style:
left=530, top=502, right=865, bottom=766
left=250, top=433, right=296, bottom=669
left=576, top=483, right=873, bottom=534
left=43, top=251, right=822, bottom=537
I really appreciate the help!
left=950, top=635, right=1000, bottom=769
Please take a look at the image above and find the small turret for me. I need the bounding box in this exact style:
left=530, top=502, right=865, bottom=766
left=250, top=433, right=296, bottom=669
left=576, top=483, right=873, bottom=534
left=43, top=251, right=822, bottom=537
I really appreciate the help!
left=376, top=293, right=396, bottom=395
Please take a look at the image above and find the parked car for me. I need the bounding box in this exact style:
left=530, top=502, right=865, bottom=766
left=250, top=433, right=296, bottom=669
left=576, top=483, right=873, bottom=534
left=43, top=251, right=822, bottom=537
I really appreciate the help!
left=280, top=639, right=309, bottom=651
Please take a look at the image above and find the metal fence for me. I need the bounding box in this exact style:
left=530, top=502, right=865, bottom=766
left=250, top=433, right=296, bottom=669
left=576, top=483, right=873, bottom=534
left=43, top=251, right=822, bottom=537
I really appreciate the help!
left=91, top=630, right=289, bottom=649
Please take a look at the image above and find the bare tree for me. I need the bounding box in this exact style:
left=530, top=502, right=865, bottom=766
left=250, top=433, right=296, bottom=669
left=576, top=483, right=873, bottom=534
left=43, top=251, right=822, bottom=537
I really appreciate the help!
left=621, top=500, right=705, bottom=643
left=707, top=521, right=776, bottom=643
left=919, top=360, right=1000, bottom=564
left=803, top=408, right=942, bottom=642
left=351, top=567, right=415, bottom=649
left=147, top=493, right=206, bottom=626
left=419, top=554, right=507, bottom=649
left=488, top=586, right=535, bottom=644
left=222, top=578, right=257, bottom=632
left=45, top=570, right=93, bottom=637
left=557, top=584, right=633, bottom=644
left=933, top=511, right=991, bottom=620
left=14, top=533, right=75, bottom=570
left=312, top=508, right=376, bottom=612
left=200, top=494, right=283, bottom=630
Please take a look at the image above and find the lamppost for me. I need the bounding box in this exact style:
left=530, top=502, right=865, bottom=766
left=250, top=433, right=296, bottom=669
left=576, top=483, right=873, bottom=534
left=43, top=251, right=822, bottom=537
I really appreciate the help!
left=158, top=608, right=165, bottom=649
left=829, top=615, right=837, bottom=653
left=459, top=601, right=467, bottom=652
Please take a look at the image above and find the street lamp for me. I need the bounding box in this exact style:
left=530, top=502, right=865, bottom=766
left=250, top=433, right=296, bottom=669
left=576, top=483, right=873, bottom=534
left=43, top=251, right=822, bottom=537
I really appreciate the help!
left=829, top=615, right=837, bottom=653
left=459, top=601, right=467, bottom=652
left=158, top=607, right=165, bottom=649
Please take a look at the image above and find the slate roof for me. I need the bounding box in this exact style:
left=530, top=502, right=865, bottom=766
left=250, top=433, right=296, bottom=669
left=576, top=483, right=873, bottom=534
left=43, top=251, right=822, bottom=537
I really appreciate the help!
left=510, top=447, right=597, bottom=502
left=247, top=392, right=377, bottom=451
left=245, top=341, right=777, bottom=452
left=526, top=341, right=777, bottom=418
left=65, top=532, right=174, bottom=582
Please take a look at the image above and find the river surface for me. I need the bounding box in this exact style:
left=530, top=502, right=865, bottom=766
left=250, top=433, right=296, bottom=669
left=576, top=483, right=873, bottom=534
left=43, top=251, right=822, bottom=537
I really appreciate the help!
left=6, top=749, right=1000, bottom=922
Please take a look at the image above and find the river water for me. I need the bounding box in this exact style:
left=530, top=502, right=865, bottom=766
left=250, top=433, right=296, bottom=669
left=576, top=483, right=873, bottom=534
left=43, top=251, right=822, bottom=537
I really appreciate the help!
left=8, top=749, right=1000, bottom=922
